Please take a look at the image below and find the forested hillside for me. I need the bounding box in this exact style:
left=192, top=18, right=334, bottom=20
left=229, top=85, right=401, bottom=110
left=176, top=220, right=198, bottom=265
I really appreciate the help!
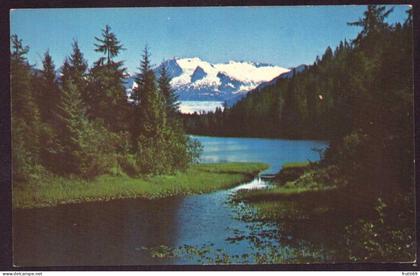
left=11, top=25, right=201, bottom=183
left=183, top=6, right=413, bottom=142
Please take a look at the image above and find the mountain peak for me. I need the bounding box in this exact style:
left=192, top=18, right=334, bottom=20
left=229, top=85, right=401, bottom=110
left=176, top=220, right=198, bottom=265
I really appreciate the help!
left=127, top=57, right=290, bottom=105
left=191, top=66, right=207, bottom=82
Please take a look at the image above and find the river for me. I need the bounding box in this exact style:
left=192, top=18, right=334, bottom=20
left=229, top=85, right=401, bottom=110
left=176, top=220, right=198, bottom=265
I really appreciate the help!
left=13, top=135, right=327, bottom=266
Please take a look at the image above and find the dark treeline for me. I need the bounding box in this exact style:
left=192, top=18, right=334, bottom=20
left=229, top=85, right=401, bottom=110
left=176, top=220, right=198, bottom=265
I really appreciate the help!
left=11, top=25, right=201, bottom=183
left=183, top=5, right=415, bottom=255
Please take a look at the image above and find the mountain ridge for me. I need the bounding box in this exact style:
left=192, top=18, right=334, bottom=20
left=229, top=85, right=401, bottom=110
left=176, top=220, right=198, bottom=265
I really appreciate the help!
left=125, top=57, right=292, bottom=105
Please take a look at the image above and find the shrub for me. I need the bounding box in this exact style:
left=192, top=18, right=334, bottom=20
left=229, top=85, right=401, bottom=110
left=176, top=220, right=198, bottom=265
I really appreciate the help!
left=344, top=198, right=415, bottom=262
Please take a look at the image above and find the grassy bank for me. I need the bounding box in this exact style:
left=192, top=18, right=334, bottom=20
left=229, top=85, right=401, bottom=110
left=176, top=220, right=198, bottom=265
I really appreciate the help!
left=234, top=162, right=340, bottom=221
left=232, top=162, right=416, bottom=262
left=13, top=162, right=268, bottom=209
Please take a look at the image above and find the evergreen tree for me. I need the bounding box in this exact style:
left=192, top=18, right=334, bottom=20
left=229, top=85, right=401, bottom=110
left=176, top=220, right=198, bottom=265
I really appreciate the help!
left=132, top=47, right=199, bottom=174
left=54, top=78, right=121, bottom=178
left=60, top=58, right=72, bottom=85
left=54, top=80, right=85, bottom=175
left=89, top=25, right=128, bottom=132
left=132, top=47, right=161, bottom=137
left=10, top=35, right=38, bottom=122
left=158, top=62, right=200, bottom=170
left=10, top=34, right=42, bottom=182
left=348, top=5, right=393, bottom=39
left=130, top=47, right=151, bottom=151
left=31, top=51, right=64, bottom=171
left=94, top=25, right=125, bottom=66
left=37, top=50, right=60, bottom=123
left=132, top=47, right=169, bottom=173
left=60, top=41, right=90, bottom=111
left=347, top=5, right=393, bottom=54
left=68, top=41, right=88, bottom=83
left=158, top=64, right=179, bottom=119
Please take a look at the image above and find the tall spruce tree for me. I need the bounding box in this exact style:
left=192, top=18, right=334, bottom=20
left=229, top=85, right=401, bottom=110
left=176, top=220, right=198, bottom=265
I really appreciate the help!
left=54, top=56, right=122, bottom=177
left=132, top=47, right=170, bottom=174
left=31, top=50, right=64, bottom=171
left=11, top=35, right=38, bottom=122
left=60, top=41, right=90, bottom=112
left=54, top=80, right=85, bottom=175
left=37, top=50, right=60, bottom=123
left=158, top=64, right=179, bottom=119
left=10, top=34, right=41, bottom=182
left=68, top=41, right=88, bottom=83
left=347, top=5, right=393, bottom=54
left=89, top=25, right=128, bottom=132
left=94, top=25, right=125, bottom=66
left=132, top=47, right=162, bottom=138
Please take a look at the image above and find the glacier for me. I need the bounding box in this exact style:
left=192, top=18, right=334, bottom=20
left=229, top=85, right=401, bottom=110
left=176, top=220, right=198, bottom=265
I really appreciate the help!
left=124, top=57, right=291, bottom=110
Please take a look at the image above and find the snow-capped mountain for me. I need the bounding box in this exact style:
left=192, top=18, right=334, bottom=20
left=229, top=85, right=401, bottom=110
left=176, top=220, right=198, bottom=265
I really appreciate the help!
left=125, top=57, right=290, bottom=105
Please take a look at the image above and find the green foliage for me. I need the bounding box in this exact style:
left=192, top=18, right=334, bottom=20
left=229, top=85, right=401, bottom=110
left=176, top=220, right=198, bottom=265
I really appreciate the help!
left=12, top=27, right=199, bottom=185
left=94, top=25, right=125, bottom=66
left=11, top=35, right=41, bottom=182
left=88, top=62, right=129, bottom=131
left=117, top=153, right=141, bottom=177
left=12, top=116, right=42, bottom=183
left=89, top=26, right=129, bottom=132
left=77, top=119, right=123, bottom=179
left=131, top=47, right=200, bottom=175
left=31, top=51, right=63, bottom=172
left=274, top=162, right=310, bottom=184
left=344, top=198, right=415, bottom=262
left=53, top=80, right=86, bottom=174
left=60, top=41, right=88, bottom=94
left=35, top=51, right=60, bottom=122
left=323, top=131, right=369, bottom=182
left=158, top=64, right=179, bottom=118
left=48, top=80, right=120, bottom=179
left=186, top=136, right=203, bottom=164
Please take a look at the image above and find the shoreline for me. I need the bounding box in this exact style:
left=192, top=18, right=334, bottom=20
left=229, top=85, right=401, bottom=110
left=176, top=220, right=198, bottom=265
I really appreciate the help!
left=13, top=162, right=269, bottom=209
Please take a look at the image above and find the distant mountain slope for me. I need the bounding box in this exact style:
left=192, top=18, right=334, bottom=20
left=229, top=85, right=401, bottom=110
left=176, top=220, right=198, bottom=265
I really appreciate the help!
left=254, top=64, right=307, bottom=91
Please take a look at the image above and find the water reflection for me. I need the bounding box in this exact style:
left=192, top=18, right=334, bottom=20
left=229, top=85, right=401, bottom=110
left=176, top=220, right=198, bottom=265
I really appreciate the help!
left=172, top=187, right=280, bottom=264
left=13, top=136, right=328, bottom=266
left=193, top=135, right=327, bottom=174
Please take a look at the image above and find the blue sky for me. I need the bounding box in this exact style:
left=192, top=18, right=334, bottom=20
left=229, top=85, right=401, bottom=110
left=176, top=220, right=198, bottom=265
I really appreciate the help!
left=10, top=5, right=410, bottom=74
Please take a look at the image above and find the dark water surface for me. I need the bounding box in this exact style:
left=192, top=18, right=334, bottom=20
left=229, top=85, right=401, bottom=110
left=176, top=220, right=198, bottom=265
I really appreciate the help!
left=13, top=136, right=327, bottom=266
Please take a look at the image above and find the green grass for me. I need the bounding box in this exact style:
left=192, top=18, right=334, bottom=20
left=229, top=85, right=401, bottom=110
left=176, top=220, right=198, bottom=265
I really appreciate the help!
left=234, top=183, right=335, bottom=222
left=13, top=162, right=269, bottom=209
left=281, top=161, right=310, bottom=169
left=234, top=165, right=339, bottom=222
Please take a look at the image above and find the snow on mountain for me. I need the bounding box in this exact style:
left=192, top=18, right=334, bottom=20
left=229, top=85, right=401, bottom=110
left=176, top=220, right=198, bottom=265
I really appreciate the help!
left=152, top=57, right=289, bottom=104
left=162, top=57, right=289, bottom=100
left=124, top=57, right=292, bottom=108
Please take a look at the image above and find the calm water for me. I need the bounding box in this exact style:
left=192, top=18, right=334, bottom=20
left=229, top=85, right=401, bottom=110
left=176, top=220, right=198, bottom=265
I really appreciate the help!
left=13, top=136, right=327, bottom=266
left=194, top=135, right=326, bottom=174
